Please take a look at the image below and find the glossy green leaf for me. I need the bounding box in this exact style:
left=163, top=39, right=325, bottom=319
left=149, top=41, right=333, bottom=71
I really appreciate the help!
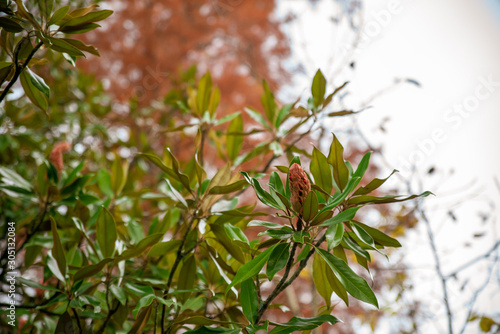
left=147, top=239, right=182, bottom=257
left=73, top=258, right=112, bottom=282
left=349, top=221, right=375, bottom=246
left=248, top=220, right=283, bottom=229
left=311, top=69, right=326, bottom=108
left=55, top=312, right=76, bottom=334
left=227, top=113, right=244, bottom=162
left=312, top=252, right=334, bottom=307
left=310, top=147, right=333, bottom=195
left=315, top=247, right=378, bottom=308
left=352, top=221, right=401, bottom=248
left=352, top=151, right=371, bottom=180
left=348, top=191, right=433, bottom=205
left=241, top=279, right=259, bottom=323
left=322, top=81, right=349, bottom=108
left=269, top=171, right=285, bottom=196
left=343, top=235, right=371, bottom=261
left=46, top=251, right=65, bottom=282
left=48, top=37, right=85, bottom=57
left=209, top=179, right=247, bottom=194
left=266, top=242, right=290, bottom=280
left=178, top=255, right=196, bottom=303
left=275, top=103, right=292, bottom=128
left=26, top=68, right=49, bottom=98
left=166, top=147, right=192, bottom=192
left=224, top=223, right=249, bottom=245
left=352, top=170, right=398, bottom=196
left=50, top=217, right=66, bottom=278
left=196, top=72, right=212, bottom=115
left=0, top=17, right=23, bottom=33
left=268, top=315, right=341, bottom=334
left=302, top=191, right=319, bottom=222
left=61, top=9, right=113, bottom=27
left=38, top=0, right=54, bottom=18
left=319, top=206, right=360, bottom=227
left=244, top=107, right=270, bottom=130
left=17, top=277, right=61, bottom=292
left=226, top=243, right=277, bottom=294
left=211, top=223, right=246, bottom=263
left=241, top=171, right=283, bottom=210
left=327, top=134, right=349, bottom=191
left=258, top=228, right=293, bottom=240
left=110, top=284, right=127, bottom=305
left=97, top=169, right=113, bottom=198
left=61, top=38, right=99, bottom=56
left=96, top=206, right=117, bottom=258
left=261, top=80, right=277, bottom=124
left=326, top=222, right=344, bottom=250
left=20, top=70, right=48, bottom=112
left=48, top=6, right=69, bottom=25
left=116, top=233, right=164, bottom=261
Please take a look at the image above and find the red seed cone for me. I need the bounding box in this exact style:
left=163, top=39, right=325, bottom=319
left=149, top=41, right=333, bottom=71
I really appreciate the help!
left=289, top=163, right=310, bottom=215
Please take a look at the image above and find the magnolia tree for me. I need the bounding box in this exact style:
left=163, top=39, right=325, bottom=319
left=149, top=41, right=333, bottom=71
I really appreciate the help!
left=0, top=1, right=431, bottom=333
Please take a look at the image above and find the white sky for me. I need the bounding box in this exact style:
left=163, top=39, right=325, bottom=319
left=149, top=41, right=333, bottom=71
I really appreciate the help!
left=277, top=0, right=500, bottom=332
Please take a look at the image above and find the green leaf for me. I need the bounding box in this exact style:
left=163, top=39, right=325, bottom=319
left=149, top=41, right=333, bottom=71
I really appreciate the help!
left=326, top=222, right=344, bottom=250
left=178, top=255, right=196, bottom=303
left=50, top=217, right=67, bottom=278
left=73, top=258, right=112, bottom=282
left=241, top=279, right=259, bottom=323
left=319, top=206, right=360, bottom=227
left=55, top=312, right=76, bottom=334
left=269, top=171, right=285, bottom=196
left=47, top=251, right=65, bottom=282
left=47, top=37, right=85, bottom=57
left=275, top=103, right=292, bottom=128
left=208, top=179, right=247, bottom=194
left=184, top=327, right=240, bottom=334
left=311, top=69, right=326, bottom=108
left=261, top=80, right=277, bottom=124
left=315, top=247, right=378, bottom=308
left=38, top=0, right=54, bottom=18
left=59, top=22, right=100, bottom=34
left=48, top=6, right=69, bottom=25
left=147, top=239, right=182, bottom=257
left=247, top=220, right=283, bottom=229
left=227, top=113, right=244, bottom=162
left=196, top=72, right=212, bottom=115
left=241, top=171, right=283, bottom=210
left=352, top=151, right=371, bottom=181
left=266, top=242, right=290, bottom=280
left=310, top=147, right=333, bottom=195
left=327, top=134, right=349, bottom=191
left=0, top=166, right=31, bottom=190
left=268, top=315, right=341, bottom=334
left=110, top=285, right=127, bottom=305
left=164, top=177, right=188, bottom=207
left=211, top=223, right=246, bottom=263
left=352, top=221, right=401, bottom=248
left=224, top=223, right=249, bottom=246
left=96, top=207, right=117, bottom=258
left=129, top=303, right=152, bottom=334
left=111, top=155, right=128, bottom=196
left=226, top=244, right=278, bottom=294
left=302, top=191, right=319, bottom=222
left=133, top=294, right=156, bottom=318
left=349, top=222, right=375, bottom=247
left=116, top=233, right=164, bottom=261
left=26, top=68, right=49, bottom=98
left=61, top=9, right=113, bottom=27
left=353, top=170, right=398, bottom=196
left=61, top=38, right=99, bottom=56
left=17, top=277, right=61, bottom=292
left=0, top=17, right=23, bottom=33
left=322, top=81, right=349, bottom=108
left=244, top=107, right=270, bottom=130
left=97, top=169, right=113, bottom=198
left=20, top=70, right=48, bottom=112
left=313, top=252, right=334, bottom=307
left=348, top=191, right=433, bottom=205
left=258, top=228, right=293, bottom=240
left=166, top=147, right=192, bottom=192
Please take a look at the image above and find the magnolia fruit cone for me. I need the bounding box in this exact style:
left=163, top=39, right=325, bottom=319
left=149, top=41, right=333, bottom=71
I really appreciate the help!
left=289, top=163, right=311, bottom=215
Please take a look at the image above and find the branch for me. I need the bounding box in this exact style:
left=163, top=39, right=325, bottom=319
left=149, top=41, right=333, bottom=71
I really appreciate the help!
left=161, top=214, right=197, bottom=333
left=446, top=240, right=500, bottom=279
left=0, top=39, right=44, bottom=103
left=418, top=203, right=454, bottom=334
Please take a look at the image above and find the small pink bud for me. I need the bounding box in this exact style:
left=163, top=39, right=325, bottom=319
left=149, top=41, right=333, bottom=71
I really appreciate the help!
left=289, top=163, right=310, bottom=214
